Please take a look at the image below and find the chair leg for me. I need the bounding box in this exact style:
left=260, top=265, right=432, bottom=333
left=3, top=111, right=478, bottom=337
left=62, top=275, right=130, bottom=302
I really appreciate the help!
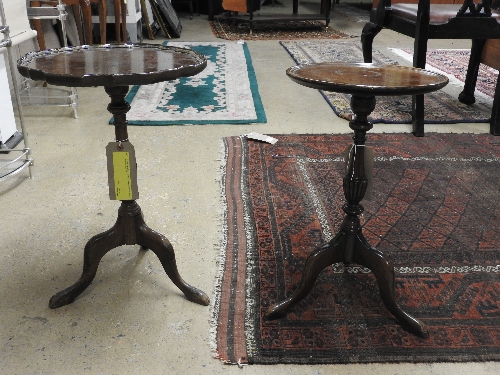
left=459, top=39, right=487, bottom=105
left=71, top=4, right=85, bottom=45
left=490, top=71, right=500, bottom=135
left=121, top=0, right=127, bottom=42
left=98, top=0, right=107, bottom=44
left=78, top=0, right=93, bottom=44
left=361, top=23, right=382, bottom=63
left=31, top=18, right=47, bottom=50
left=114, top=0, right=122, bottom=42
left=30, top=2, right=45, bottom=50
left=411, top=34, right=429, bottom=137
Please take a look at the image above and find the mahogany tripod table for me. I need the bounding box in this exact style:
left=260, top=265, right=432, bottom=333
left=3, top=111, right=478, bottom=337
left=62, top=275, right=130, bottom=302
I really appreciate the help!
left=17, top=44, right=210, bottom=309
left=265, top=62, right=448, bottom=338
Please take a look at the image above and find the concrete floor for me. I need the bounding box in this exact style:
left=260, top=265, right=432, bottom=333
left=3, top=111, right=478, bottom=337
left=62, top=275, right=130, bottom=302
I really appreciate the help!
left=0, top=2, right=497, bottom=374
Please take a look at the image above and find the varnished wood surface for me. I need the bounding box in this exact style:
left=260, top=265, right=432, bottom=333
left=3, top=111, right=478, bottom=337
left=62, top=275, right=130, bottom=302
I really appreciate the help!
left=17, top=44, right=207, bottom=87
left=482, top=38, right=500, bottom=70
left=287, top=63, right=448, bottom=96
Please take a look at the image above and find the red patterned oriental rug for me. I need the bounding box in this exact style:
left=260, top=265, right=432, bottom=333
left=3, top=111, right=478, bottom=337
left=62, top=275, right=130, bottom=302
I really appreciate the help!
left=211, top=133, right=500, bottom=365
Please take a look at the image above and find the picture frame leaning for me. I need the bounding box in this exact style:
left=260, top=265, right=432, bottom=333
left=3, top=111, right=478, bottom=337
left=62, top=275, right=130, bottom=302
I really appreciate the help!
left=150, top=0, right=182, bottom=38
left=142, top=0, right=161, bottom=39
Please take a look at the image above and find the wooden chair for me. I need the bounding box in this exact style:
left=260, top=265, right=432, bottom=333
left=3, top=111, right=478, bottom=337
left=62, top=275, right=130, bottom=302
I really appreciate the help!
left=463, top=2, right=500, bottom=134
left=113, top=0, right=128, bottom=43
left=82, top=0, right=106, bottom=44
left=172, top=0, right=199, bottom=19
left=30, top=0, right=107, bottom=49
left=188, top=0, right=200, bottom=19
left=479, top=39, right=500, bottom=134
left=361, top=0, right=500, bottom=136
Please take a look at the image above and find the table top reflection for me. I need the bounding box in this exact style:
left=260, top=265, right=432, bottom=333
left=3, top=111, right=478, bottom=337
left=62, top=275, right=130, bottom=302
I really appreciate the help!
left=286, top=62, right=449, bottom=96
left=17, top=44, right=207, bottom=87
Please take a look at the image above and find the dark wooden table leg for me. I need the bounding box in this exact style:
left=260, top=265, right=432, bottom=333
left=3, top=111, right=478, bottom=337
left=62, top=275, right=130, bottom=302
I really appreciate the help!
left=208, top=0, right=214, bottom=21
left=48, top=86, right=210, bottom=308
left=266, top=95, right=428, bottom=338
left=49, top=208, right=126, bottom=308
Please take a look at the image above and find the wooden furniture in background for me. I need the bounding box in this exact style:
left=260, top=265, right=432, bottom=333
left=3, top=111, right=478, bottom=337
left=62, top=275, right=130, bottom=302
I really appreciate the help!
left=216, top=0, right=332, bottom=31
left=31, top=0, right=107, bottom=49
left=172, top=0, right=199, bottom=20
left=109, top=0, right=145, bottom=43
left=464, top=2, right=500, bottom=134
left=88, top=0, right=107, bottom=43
left=479, top=39, right=500, bottom=134
left=361, top=0, right=500, bottom=136
left=112, top=0, right=127, bottom=42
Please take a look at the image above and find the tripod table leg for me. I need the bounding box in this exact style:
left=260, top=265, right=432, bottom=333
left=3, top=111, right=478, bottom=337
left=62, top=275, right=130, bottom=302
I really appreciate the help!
left=352, top=234, right=429, bottom=338
left=49, top=221, right=125, bottom=309
left=137, top=224, right=210, bottom=306
left=266, top=233, right=346, bottom=320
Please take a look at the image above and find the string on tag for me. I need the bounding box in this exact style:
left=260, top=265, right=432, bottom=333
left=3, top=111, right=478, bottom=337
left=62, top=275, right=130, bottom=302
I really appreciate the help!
left=116, top=138, right=129, bottom=150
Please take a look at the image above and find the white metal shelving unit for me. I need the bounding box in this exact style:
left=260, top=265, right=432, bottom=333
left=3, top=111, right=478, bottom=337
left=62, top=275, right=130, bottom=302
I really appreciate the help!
left=0, top=0, right=35, bottom=182
left=23, top=1, right=78, bottom=119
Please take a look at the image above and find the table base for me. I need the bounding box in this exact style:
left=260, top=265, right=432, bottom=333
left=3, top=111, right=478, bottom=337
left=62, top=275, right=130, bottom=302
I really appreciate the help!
left=266, top=224, right=428, bottom=338
left=49, top=200, right=210, bottom=309
left=266, top=94, right=428, bottom=338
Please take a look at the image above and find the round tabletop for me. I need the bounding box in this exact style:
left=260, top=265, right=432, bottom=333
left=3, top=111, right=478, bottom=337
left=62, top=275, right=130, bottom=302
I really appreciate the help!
left=17, top=44, right=207, bottom=87
left=286, top=62, right=449, bottom=96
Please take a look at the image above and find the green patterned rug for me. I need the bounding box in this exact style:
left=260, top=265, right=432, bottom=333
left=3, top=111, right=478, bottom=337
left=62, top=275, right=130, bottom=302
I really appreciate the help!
left=280, top=40, right=490, bottom=124
left=123, top=41, right=266, bottom=125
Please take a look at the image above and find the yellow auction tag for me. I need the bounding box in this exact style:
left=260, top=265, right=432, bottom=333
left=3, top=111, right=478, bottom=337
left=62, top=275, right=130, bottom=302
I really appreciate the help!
left=106, top=141, right=139, bottom=201
left=113, top=151, right=133, bottom=200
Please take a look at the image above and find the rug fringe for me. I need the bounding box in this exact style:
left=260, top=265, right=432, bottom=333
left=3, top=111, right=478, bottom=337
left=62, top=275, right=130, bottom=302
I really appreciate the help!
left=208, top=138, right=231, bottom=363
